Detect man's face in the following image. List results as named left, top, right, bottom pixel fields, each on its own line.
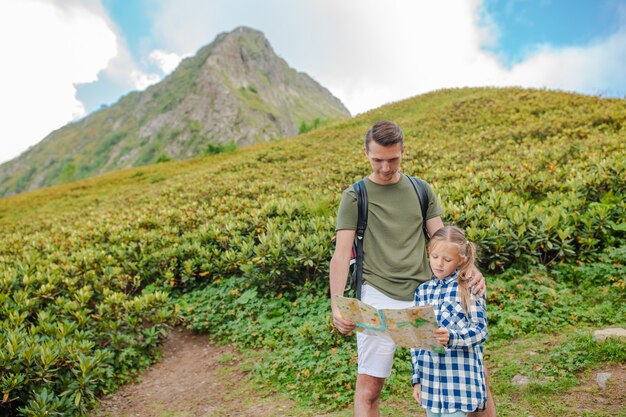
left=365, top=141, right=404, bottom=185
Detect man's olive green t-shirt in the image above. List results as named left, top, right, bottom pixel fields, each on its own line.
left=336, top=175, right=443, bottom=301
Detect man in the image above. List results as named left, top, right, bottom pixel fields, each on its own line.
left=329, top=120, right=495, bottom=417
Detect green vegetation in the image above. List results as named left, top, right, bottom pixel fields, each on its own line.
left=0, top=87, right=624, bottom=416
left=204, top=141, right=237, bottom=155
left=174, top=247, right=625, bottom=412
left=239, top=84, right=258, bottom=95
left=299, top=117, right=324, bottom=134
left=155, top=154, right=171, bottom=163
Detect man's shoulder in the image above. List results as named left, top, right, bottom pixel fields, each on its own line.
left=404, top=174, right=436, bottom=190
left=340, top=184, right=357, bottom=200
left=341, top=177, right=371, bottom=199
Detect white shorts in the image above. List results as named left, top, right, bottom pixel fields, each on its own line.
left=357, top=284, right=415, bottom=378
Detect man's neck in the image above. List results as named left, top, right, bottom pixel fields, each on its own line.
left=368, top=172, right=402, bottom=185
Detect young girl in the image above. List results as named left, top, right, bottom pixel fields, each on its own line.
left=411, top=225, right=488, bottom=417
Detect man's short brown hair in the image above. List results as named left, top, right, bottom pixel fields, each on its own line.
left=365, top=120, right=404, bottom=151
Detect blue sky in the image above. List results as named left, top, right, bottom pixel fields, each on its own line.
left=0, top=0, right=625, bottom=164
left=483, top=0, right=624, bottom=65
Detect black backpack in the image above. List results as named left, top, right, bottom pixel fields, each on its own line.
left=349, top=174, right=430, bottom=300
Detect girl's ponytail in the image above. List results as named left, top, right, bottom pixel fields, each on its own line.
left=458, top=239, right=477, bottom=314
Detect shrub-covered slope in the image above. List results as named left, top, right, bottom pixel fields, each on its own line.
left=0, top=87, right=624, bottom=416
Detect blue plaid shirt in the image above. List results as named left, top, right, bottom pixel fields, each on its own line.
left=411, top=272, right=488, bottom=414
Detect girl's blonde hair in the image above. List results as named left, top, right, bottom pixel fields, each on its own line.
left=428, top=225, right=477, bottom=313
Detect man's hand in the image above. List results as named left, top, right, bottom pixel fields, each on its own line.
left=412, top=383, right=421, bottom=403
left=433, top=327, right=450, bottom=346
left=465, top=265, right=486, bottom=297
left=332, top=308, right=356, bottom=334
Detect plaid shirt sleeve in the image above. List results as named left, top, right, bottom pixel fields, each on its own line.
left=441, top=293, right=488, bottom=349
left=411, top=348, right=421, bottom=385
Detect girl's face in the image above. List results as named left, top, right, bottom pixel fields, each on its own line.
left=428, top=241, right=465, bottom=280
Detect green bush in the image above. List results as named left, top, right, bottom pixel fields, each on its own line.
left=486, top=254, right=626, bottom=340
left=299, top=117, right=323, bottom=134
left=204, top=142, right=237, bottom=155
left=0, top=255, right=173, bottom=416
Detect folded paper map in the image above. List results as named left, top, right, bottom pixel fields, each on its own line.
left=334, top=295, right=444, bottom=352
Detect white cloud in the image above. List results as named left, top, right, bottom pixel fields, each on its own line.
left=126, top=50, right=186, bottom=91
left=257, top=0, right=509, bottom=114
left=313, top=0, right=625, bottom=112
left=149, top=50, right=186, bottom=74
left=505, top=26, right=626, bottom=97
left=0, top=0, right=117, bottom=163
left=130, top=70, right=161, bottom=90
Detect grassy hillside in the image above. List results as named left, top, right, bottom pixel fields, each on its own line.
left=1, top=87, right=625, bottom=416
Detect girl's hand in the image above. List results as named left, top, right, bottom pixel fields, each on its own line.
left=412, top=383, right=421, bottom=403
left=434, top=327, right=450, bottom=346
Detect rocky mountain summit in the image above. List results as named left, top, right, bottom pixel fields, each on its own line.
left=0, top=26, right=350, bottom=197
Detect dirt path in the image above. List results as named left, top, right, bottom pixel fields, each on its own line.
left=90, top=328, right=309, bottom=417
left=90, top=327, right=625, bottom=416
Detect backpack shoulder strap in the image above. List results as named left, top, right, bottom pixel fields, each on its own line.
left=353, top=179, right=367, bottom=300
left=406, top=175, right=430, bottom=236
left=354, top=180, right=368, bottom=238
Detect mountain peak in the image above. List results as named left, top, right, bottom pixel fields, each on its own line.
left=0, top=27, right=350, bottom=197
left=222, top=25, right=268, bottom=40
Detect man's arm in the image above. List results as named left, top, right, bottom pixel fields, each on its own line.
left=425, top=216, right=444, bottom=238
left=425, top=216, right=486, bottom=296
left=330, top=229, right=357, bottom=334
